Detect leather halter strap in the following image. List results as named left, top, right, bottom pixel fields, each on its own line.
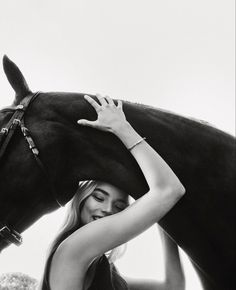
left=0, top=93, right=39, bottom=156
left=0, top=92, right=63, bottom=249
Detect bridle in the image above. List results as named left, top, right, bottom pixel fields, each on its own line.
left=0, top=92, right=63, bottom=250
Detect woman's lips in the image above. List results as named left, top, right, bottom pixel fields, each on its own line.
left=92, top=215, right=103, bottom=220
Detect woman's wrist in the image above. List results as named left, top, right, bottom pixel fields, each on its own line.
left=111, top=121, right=132, bottom=136
left=112, top=122, right=144, bottom=149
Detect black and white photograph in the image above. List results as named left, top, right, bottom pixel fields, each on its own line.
left=0, top=1, right=235, bottom=290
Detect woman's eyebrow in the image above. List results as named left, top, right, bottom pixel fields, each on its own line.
left=94, top=188, right=109, bottom=196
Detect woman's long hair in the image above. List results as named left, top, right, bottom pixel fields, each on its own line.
left=38, top=180, right=128, bottom=290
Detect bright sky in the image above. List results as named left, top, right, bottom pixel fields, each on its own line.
left=0, top=1, right=234, bottom=290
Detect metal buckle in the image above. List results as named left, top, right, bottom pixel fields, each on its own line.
left=12, top=119, right=21, bottom=125
left=21, top=126, right=29, bottom=136
left=10, top=119, right=21, bottom=130
left=16, top=104, right=24, bottom=110
left=0, top=128, right=8, bottom=135
left=0, top=225, right=22, bottom=246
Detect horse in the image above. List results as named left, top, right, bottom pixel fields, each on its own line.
left=0, top=55, right=235, bottom=290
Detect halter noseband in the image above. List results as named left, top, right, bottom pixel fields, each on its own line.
left=0, top=92, right=63, bottom=249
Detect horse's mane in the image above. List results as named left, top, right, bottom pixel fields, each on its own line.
left=125, top=99, right=220, bottom=133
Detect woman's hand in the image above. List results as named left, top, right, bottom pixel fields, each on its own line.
left=77, top=94, right=128, bottom=133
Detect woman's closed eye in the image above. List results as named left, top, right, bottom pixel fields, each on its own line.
left=93, top=193, right=105, bottom=202
left=115, top=203, right=127, bottom=211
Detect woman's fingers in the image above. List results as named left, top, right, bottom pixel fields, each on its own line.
left=105, top=95, right=114, bottom=106
left=84, top=95, right=101, bottom=112
left=77, top=119, right=96, bottom=128
left=78, top=94, right=125, bottom=132
left=83, top=94, right=123, bottom=113
left=117, top=100, right=123, bottom=109
left=96, top=93, right=108, bottom=106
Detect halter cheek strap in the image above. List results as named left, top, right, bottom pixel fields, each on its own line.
left=0, top=92, right=63, bottom=249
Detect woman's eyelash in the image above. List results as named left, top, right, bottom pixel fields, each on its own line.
left=92, top=193, right=127, bottom=209
left=93, top=194, right=104, bottom=201
left=116, top=207, right=123, bottom=210
left=115, top=204, right=126, bottom=210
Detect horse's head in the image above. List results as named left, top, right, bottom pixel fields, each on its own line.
left=0, top=56, right=148, bottom=250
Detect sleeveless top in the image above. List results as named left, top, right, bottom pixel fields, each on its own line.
left=41, top=250, right=129, bottom=290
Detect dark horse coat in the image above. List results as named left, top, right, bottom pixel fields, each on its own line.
left=0, top=56, right=235, bottom=290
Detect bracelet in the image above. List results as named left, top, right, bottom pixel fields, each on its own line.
left=128, top=137, right=146, bottom=151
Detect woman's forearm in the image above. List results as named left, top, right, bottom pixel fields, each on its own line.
left=159, top=228, right=185, bottom=289
left=113, top=121, right=185, bottom=194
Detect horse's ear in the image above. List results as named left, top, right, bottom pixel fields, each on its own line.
left=3, top=55, right=32, bottom=105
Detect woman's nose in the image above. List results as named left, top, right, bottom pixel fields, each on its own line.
left=101, top=202, right=113, bottom=215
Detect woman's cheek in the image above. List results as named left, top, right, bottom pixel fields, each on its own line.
left=88, top=198, right=100, bottom=211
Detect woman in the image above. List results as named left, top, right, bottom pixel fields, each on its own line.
left=39, top=94, right=185, bottom=290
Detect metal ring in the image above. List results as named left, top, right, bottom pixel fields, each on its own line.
left=12, top=119, right=21, bottom=125
left=0, top=128, right=8, bottom=134
left=16, top=104, right=24, bottom=110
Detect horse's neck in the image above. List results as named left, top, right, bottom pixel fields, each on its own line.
left=129, top=102, right=234, bottom=152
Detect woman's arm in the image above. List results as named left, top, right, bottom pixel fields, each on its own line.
left=79, top=94, right=185, bottom=192
left=160, top=227, right=185, bottom=290
left=51, top=95, right=185, bottom=287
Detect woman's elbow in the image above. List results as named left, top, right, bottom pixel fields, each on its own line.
left=176, top=183, right=186, bottom=197
left=169, top=182, right=186, bottom=201
left=150, top=181, right=185, bottom=204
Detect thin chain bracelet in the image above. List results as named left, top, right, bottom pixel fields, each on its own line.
left=128, top=137, right=146, bottom=151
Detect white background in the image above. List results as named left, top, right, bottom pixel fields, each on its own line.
left=0, top=1, right=235, bottom=290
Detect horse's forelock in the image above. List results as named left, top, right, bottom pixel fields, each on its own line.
left=3, top=55, right=31, bottom=105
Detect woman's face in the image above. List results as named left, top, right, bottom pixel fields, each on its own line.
left=80, top=182, right=129, bottom=225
